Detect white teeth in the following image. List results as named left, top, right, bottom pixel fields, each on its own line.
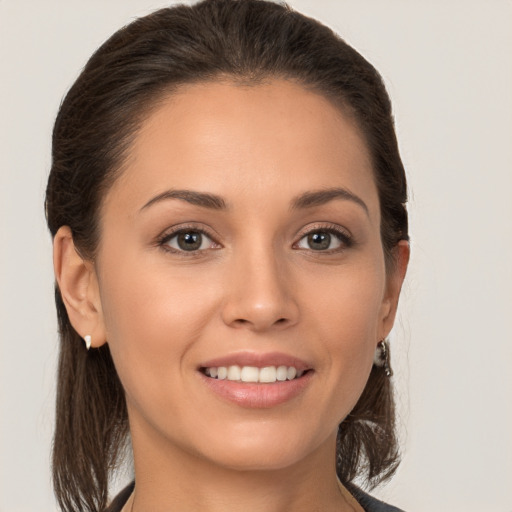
left=240, top=366, right=259, bottom=382
left=259, top=366, right=277, bottom=383
left=287, top=366, right=297, bottom=380
left=276, top=365, right=288, bottom=381
left=227, top=365, right=241, bottom=381
left=204, top=365, right=306, bottom=383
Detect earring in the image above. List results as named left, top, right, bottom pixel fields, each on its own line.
left=374, top=339, right=393, bottom=377
left=84, top=335, right=92, bottom=351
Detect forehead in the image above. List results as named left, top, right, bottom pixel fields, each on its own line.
left=106, top=79, right=378, bottom=216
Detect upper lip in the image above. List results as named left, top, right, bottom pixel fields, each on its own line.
left=199, top=351, right=312, bottom=372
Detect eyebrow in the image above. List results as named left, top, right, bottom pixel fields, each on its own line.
left=291, top=188, right=369, bottom=215
left=141, top=189, right=227, bottom=211
left=140, top=186, right=368, bottom=215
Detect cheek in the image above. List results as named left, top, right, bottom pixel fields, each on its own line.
left=297, top=254, right=386, bottom=414
left=302, top=254, right=386, bottom=343
left=97, top=249, right=222, bottom=400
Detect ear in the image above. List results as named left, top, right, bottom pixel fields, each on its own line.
left=53, top=226, right=107, bottom=348
left=378, top=240, right=410, bottom=340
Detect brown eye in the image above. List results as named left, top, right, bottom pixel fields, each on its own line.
left=307, top=232, right=332, bottom=250
left=165, top=230, right=213, bottom=252
left=177, top=232, right=203, bottom=251
left=296, top=228, right=349, bottom=252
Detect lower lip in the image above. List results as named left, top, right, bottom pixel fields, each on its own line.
left=199, top=371, right=314, bottom=408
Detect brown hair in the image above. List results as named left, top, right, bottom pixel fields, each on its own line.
left=45, top=1, right=409, bottom=510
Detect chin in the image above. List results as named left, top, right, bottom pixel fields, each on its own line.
left=189, top=421, right=332, bottom=473
left=201, top=444, right=308, bottom=473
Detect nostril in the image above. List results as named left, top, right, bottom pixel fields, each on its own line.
left=231, top=317, right=288, bottom=329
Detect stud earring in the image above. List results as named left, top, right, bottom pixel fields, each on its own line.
left=374, top=339, right=393, bottom=377
left=84, top=335, right=92, bottom=351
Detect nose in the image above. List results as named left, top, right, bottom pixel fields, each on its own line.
left=221, top=246, right=299, bottom=332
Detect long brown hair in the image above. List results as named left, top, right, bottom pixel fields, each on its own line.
left=45, top=1, right=409, bottom=510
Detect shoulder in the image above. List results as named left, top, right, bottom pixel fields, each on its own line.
left=350, top=486, right=406, bottom=512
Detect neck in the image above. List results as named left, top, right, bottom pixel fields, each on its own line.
left=128, top=424, right=361, bottom=512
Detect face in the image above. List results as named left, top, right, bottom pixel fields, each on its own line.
left=93, top=79, right=403, bottom=472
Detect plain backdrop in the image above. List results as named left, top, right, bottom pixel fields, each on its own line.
left=1, top=1, right=511, bottom=511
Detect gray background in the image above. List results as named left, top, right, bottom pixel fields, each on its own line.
left=1, top=1, right=511, bottom=510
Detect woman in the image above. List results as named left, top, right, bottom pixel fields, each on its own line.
left=45, top=0, right=409, bottom=511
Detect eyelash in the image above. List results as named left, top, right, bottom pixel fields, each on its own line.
left=294, top=223, right=354, bottom=253
left=156, top=225, right=219, bottom=256
left=156, top=223, right=353, bottom=256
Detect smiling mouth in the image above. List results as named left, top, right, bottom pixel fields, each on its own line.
left=200, top=365, right=310, bottom=384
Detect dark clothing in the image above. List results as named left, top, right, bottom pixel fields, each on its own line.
left=350, top=486, right=405, bottom=512
left=105, top=481, right=135, bottom=512
left=105, top=481, right=405, bottom=512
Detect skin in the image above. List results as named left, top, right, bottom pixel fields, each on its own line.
left=54, top=79, right=409, bottom=512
